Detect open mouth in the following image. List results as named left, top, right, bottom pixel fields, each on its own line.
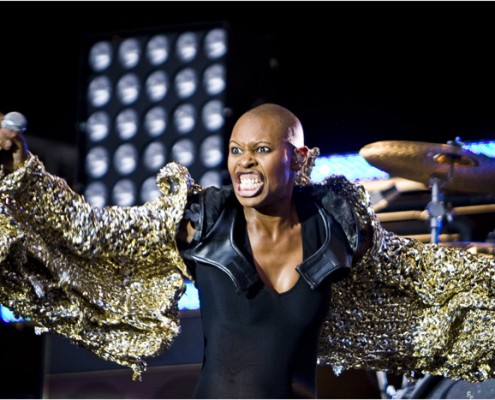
left=235, top=172, right=263, bottom=197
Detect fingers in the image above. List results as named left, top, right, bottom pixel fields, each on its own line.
left=0, top=127, right=28, bottom=172
left=0, top=128, right=22, bottom=150
left=1, top=139, right=13, bottom=151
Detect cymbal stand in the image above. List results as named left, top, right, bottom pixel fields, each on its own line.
left=426, top=176, right=446, bottom=244
left=426, top=137, right=463, bottom=244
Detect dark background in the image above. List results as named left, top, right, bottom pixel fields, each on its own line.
left=2, top=1, right=495, bottom=398
left=2, top=1, right=495, bottom=156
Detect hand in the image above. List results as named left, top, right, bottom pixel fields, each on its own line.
left=0, top=114, right=29, bottom=175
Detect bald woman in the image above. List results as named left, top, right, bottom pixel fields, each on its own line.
left=2, top=103, right=495, bottom=398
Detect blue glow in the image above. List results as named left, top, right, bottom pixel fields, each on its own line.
left=0, top=305, right=25, bottom=323
left=464, top=140, right=495, bottom=158
left=311, top=139, right=495, bottom=183
left=178, top=280, right=200, bottom=311
left=311, top=153, right=390, bottom=183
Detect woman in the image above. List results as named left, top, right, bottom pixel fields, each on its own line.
left=1, top=103, right=495, bottom=398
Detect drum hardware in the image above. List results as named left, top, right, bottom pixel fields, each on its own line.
left=426, top=138, right=463, bottom=244
left=426, top=175, right=449, bottom=244
left=360, top=137, right=495, bottom=397
left=404, top=233, right=461, bottom=243
left=376, top=371, right=398, bottom=399
left=360, top=137, right=495, bottom=244
left=359, top=137, right=495, bottom=194
left=376, top=204, right=495, bottom=223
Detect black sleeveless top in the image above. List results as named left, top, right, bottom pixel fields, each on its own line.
left=189, top=196, right=336, bottom=398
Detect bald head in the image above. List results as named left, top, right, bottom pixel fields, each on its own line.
left=238, top=103, right=305, bottom=148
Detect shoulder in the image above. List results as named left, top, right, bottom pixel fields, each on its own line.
left=184, top=185, right=236, bottom=243
left=296, top=175, right=370, bottom=216
left=297, top=176, right=374, bottom=259
left=194, top=185, right=235, bottom=225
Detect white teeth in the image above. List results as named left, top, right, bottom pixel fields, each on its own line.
left=239, top=177, right=261, bottom=190
left=240, top=177, right=259, bottom=184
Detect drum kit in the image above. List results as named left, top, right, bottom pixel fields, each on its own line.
left=360, top=137, right=495, bottom=249
left=359, top=138, right=495, bottom=399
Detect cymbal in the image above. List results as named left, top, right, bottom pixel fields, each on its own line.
left=359, top=140, right=495, bottom=193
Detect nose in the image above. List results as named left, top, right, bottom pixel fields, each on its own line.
left=238, top=152, right=257, bottom=168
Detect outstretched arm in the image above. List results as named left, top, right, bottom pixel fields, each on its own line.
left=318, top=177, right=495, bottom=383
left=0, top=117, right=195, bottom=379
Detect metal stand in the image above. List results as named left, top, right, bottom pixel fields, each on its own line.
left=426, top=136, right=462, bottom=244
left=376, top=371, right=397, bottom=399
left=375, top=139, right=465, bottom=398
left=426, top=176, right=446, bottom=244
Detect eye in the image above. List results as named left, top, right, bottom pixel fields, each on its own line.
left=230, top=146, right=242, bottom=155
left=256, top=146, right=271, bottom=153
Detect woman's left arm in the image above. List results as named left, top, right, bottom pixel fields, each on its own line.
left=318, top=178, right=495, bottom=383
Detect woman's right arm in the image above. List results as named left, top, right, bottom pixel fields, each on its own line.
left=0, top=120, right=196, bottom=378
left=0, top=121, right=191, bottom=264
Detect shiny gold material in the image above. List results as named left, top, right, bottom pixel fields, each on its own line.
left=360, top=140, right=495, bottom=193
left=0, top=154, right=196, bottom=380
left=1, top=153, right=495, bottom=384
left=440, top=241, right=495, bottom=258
left=296, top=147, right=320, bottom=186
left=317, top=176, right=495, bottom=383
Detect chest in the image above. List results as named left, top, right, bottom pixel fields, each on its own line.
left=247, top=226, right=303, bottom=293
left=182, top=193, right=352, bottom=294
left=196, top=263, right=332, bottom=330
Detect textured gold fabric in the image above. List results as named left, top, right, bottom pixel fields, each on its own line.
left=0, top=154, right=194, bottom=380
left=318, top=177, right=495, bottom=382
left=1, top=154, right=495, bottom=383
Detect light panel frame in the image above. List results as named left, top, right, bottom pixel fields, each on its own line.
left=76, top=22, right=230, bottom=207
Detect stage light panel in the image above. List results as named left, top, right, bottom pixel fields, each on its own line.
left=78, top=23, right=230, bottom=207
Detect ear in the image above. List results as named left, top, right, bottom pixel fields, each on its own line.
left=292, top=146, right=310, bottom=170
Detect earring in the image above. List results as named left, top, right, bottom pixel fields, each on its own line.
left=294, top=148, right=303, bottom=164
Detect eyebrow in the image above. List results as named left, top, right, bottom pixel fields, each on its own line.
left=229, top=140, right=273, bottom=146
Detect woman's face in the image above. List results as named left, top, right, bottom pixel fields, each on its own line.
left=227, top=113, right=296, bottom=211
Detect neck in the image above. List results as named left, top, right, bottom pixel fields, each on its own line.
left=243, top=199, right=298, bottom=239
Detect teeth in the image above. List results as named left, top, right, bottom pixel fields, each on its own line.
left=240, top=177, right=259, bottom=184
left=239, top=177, right=261, bottom=190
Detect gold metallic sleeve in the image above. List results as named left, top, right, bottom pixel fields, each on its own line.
left=0, top=154, right=194, bottom=379
left=319, top=178, right=495, bottom=383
